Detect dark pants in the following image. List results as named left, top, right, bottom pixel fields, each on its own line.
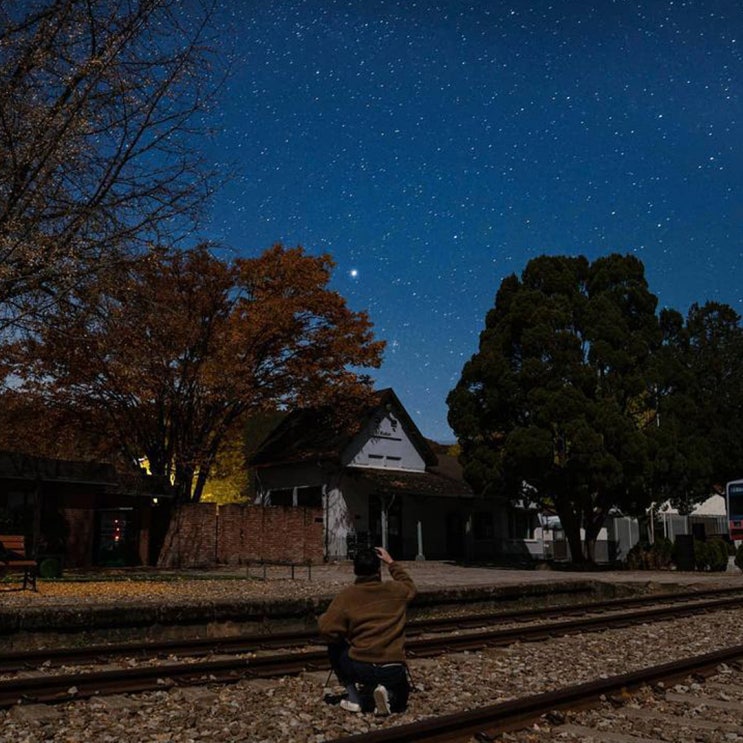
left=327, top=643, right=410, bottom=712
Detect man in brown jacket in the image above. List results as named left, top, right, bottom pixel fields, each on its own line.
left=318, top=546, right=417, bottom=715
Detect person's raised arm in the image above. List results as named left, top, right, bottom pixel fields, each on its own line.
left=375, top=546, right=394, bottom=565
left=375, top=546, right=416, bottom=600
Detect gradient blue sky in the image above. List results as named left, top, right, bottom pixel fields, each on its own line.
left=202, top=1, right=742, bottom=443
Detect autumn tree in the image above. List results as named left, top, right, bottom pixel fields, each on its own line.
left=447, top=254, right=661, bottom=563
left=0, top=0, right=220, bottom=331
left=8, top=244, right=385, bottom=502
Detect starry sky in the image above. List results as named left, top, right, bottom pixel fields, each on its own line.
left=202, top=1, right=742, bottom=443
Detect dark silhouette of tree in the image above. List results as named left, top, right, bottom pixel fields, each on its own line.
left=0, top=0, right=221, bottom=331
left=447, top=254, right=661, bottom=563
left=649, top=302, right=743, bottom=513
left=7, top=244, right=385, bottom=502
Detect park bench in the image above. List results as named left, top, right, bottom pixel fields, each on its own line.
left=0, top=534, right=37, bottom=591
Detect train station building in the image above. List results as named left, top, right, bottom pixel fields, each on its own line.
left=249, top=388, right=531, bottom=562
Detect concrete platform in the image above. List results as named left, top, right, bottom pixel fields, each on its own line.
left=283, top=560, right=743, bottom=591
left=0, top=561, right=741, bottom=652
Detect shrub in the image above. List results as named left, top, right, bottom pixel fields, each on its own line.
left=736, top=543, right=743, bottom=571
left=693, top=539, right=711, bottom=571
left=625, top=538, right=674, bottom=570
left=707, top=538, right=729, bottom=572
left=690, top=539, right=728, bottom=571
left=626, top=542, right=648, bottom=570
left=38, top=557, right=62, bottom=579
left=653, top=537, right=674, bottom=567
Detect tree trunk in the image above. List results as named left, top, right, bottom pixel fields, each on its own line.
left=583, top=507, right=606, bottom=566
left=584, top=536, right=597, bottom=564
left=556, top=506, right=586, bottom=565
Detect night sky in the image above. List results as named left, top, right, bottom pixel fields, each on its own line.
left=202, top=1, right=742, bottom=443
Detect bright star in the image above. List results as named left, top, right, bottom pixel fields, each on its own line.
left=350, top=268, right=359, bottom=278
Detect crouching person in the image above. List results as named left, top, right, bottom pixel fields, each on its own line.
left=318, top=546, right=417, bottom=715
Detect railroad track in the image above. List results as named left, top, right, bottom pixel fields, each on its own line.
left=329, top=644, right=743, bottom=742
left=0, top=590, right=741, bottom=708
left=2, top=585, right=742, bottom=672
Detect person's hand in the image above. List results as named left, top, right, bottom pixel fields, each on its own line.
left=375, top=546, right=394, bottom=565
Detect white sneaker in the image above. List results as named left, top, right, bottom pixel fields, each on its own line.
left=339, top=699, right=361, bottom=713
left=373, top=685, right=391, bottom=715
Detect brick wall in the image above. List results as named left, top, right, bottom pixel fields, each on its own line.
left=158, top=503, right=324, bottom=567
left=157, top=503, right=218, bottom=568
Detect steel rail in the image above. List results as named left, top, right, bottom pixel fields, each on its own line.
left=2, top=585, right=742, bottom=672
left=330, top=644, right=743, bottom=743
left=0, top=649, right=330, bottom=708
left=0, top=593, right=741, bottom=708
left=405, top=592, right=743, bottom=656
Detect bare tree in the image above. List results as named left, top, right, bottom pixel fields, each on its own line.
left=0, top=0, right=221, bottom=330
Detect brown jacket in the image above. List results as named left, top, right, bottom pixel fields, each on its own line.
left=317, top=562, right=417, bottom=664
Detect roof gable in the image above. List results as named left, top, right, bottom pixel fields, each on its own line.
left=343, top=407, right=426, bottom=471
left=249, top=389, right=437, bottom=468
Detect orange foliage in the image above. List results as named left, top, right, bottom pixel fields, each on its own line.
left=8, top=244, right=385, bottom=501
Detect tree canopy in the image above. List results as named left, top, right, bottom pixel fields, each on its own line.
left=447, top=254, right=663, bottom=562
left=649, top=301, right=743, bottom=513
left=4, top=244, right=385, bottom=502
left=0, top=0, right=220, bottom=331
left=448, top=253, right=743, bottom=562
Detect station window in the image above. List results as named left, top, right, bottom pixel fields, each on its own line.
left=269, top=488, right=293, bottom=507
left=296, top=485, right=322, bottom=508
left=268, top=486, right=323, bottom=508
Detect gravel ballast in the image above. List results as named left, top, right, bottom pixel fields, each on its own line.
left=1, top=608, right=742, bottom=742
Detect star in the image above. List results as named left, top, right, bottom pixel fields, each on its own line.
left=205, top=1, right=743, bottom=443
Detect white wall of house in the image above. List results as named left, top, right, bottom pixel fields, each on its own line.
left=325, top=483, right=354, bottom=560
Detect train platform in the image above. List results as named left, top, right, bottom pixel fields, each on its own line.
left=1, top=560, right=741, bottom=618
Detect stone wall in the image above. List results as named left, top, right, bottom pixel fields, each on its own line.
left=158, top=503, right=324, bottom=568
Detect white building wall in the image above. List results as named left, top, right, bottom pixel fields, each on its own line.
left=343, top=411, right=426, bottom=471
left=325, top=485, right=353, bottom=560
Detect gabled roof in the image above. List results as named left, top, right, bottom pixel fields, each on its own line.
left=249, top=388, right=437, bottom=468
left=0, top=450, right=117, bottom=485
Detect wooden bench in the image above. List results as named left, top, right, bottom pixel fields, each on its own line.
left=0, top=534, right=37, bottom=591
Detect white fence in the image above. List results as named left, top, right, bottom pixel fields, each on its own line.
left=547, top=513, right=726, bottom=564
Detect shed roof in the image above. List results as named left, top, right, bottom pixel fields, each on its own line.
left=0, top=450, right=173, bottom=497
left=348, top=455, right=474, bottom=498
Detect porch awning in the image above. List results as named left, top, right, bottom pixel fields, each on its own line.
left=349, top=467, right=474, bottom=498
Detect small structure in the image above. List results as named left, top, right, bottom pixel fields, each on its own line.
left=653, top=493, right=728, bottom=542
left=0, top=450, right=172, bottom=568
left=250, top=389, right=510, bottom=561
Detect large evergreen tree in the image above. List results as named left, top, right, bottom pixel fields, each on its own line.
left=649, top=302, right=743, bottom=513
left=447, top=254, right=661, bottom=563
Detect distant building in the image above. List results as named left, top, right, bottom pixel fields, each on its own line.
left=0, top=450, right=172, bottom=568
